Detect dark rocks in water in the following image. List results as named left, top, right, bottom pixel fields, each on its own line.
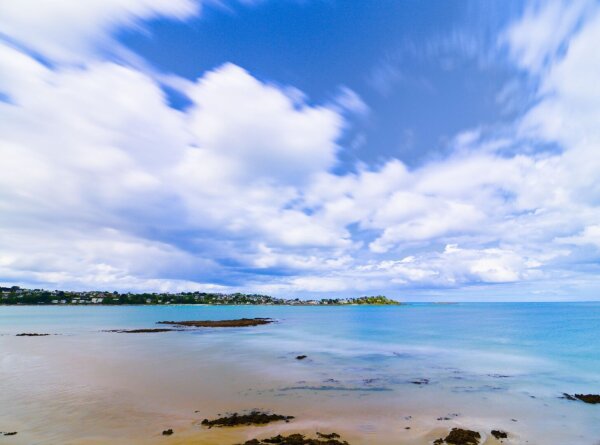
left=491, top=430, right=508, bottom=440
left=561, top=393, right=600, bottom=404
left=435, top=428, right=481, bottom=445
left=575, top=394, right=600, bottom=404
left=2, top=432, right=17, bottom=436
left=201, top=411, right=294, bottom=428
left=104, top=328, right=175, bottom=333
left=316, top=432, right=340, bottom=439
left=279, top=385, right=391, bottom=392
left=16, top=333, right=50, bottom=336
left=162, top=429, right=174, bottom=436
left=158, top=318, right=273, bottom=328
left=235, top=433, right=349, bottom=445
left=296, top=355, right=307, bottom=360
left=410, top=378, right=429, bottom=385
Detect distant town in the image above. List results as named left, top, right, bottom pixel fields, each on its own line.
left=0, top=286, right=400, bottom=306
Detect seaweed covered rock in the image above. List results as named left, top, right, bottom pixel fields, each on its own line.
left=574, top=394, right=600, bottom=404
left=16, top=333, right=50, bottom=336
left=105, top=328, right=174, bottom=333
left=435, top=428, right=481, bottom=445
left=201, top=411, right=293, bottom=428
left=562, top=393, right=600, bottom=404
left=316, top=433, right=340, bottom=439
left=491, top=430, right=508, bottom=440
left=158, top=318, right=273, bottom=328
left=235, top=432, right=349, bottom=445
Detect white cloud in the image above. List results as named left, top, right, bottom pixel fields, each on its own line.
left=185, top=63, right=343, bottom=185
left=0, top=0, right=199, bottom=63
left=333, top=86, right=370, bottom=117
left=557, top=225, right=600, bottom=249
left=0, top=1, right=599, bottom=299
left=502, top=0, right=592, bottom=73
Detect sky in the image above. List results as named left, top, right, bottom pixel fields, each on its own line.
left=0, top=0, right=599, bottom=300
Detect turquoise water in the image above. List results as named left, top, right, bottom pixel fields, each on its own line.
left=1, top=303, right=599, bottom=444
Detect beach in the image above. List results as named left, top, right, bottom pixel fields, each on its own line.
left=1, top=304, right=599, bottom=444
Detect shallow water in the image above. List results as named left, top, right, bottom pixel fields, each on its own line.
left=0, top=303, right=599, bottom=444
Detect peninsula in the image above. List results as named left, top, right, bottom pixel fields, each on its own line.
left=0, top=286, right=400, bottom=306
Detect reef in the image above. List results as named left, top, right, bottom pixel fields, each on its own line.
left=104, top=328, right=175, bottom=333
left=235, top=432, right=349, bottom=445
left=201, top=411, right=294, bottom=428
left=15, top=333, right=50, bottom=336
left=562, top=393, right=600, bottom=404
left=158, top=318, right=273, bottom=328
left=434, top=428, right=481, bottom=445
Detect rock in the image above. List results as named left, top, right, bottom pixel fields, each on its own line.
left=491, top=430, right=508, bottom=440
left=235, top=432, right=349, bottom=445
left=296, top=355, right=307, bottom=360
left=104, top=329, right=174, bottom=333
left=158, top=318, right=273, bottom=328
left=562, top=393, right=600, bottom=404
left=316, top=432, right=340, bottom=439
left=435, top=428, right=481, bottom=445
left=410, top=378, right=429, bottom=385
left=200, top=411, right=294, bottom=428
left=15, top=333, right=50, bottom=336
left=162, top=429, right=173, bottom=436
left=2, top=432, right=17, bottom=436
left=574, top=394, right=600, bottom=404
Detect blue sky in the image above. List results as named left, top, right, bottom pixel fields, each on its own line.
left=121, top=1, right=521, bottom=168
left=1, top=0, right=599, bottom=300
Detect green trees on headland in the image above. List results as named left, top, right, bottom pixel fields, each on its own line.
left=0, top=286, right=401, bottom=306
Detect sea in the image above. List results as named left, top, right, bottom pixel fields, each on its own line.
left=0, top=303, right=599, bottom=444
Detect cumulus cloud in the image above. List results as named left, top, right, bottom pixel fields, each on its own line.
left=0, top=1, right=599, bottom=298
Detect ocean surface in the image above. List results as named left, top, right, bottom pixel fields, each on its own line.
left=0, top=303, right=599, bottom=445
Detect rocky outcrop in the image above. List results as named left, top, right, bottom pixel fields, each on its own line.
left=104, top=328, right=175, bottom=333
left=158, top=318, right=273, bottom=328
left=235, top=432, right=349, bottom=444
left=434, top=428, right=481, bottom=445
left=491, top=430, right=508, bottom=440
left=562, top=393, right=600, bottom=404
left=16, top=333, right=50, bottom=336
left=201, top=411, right=293, bottom=428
